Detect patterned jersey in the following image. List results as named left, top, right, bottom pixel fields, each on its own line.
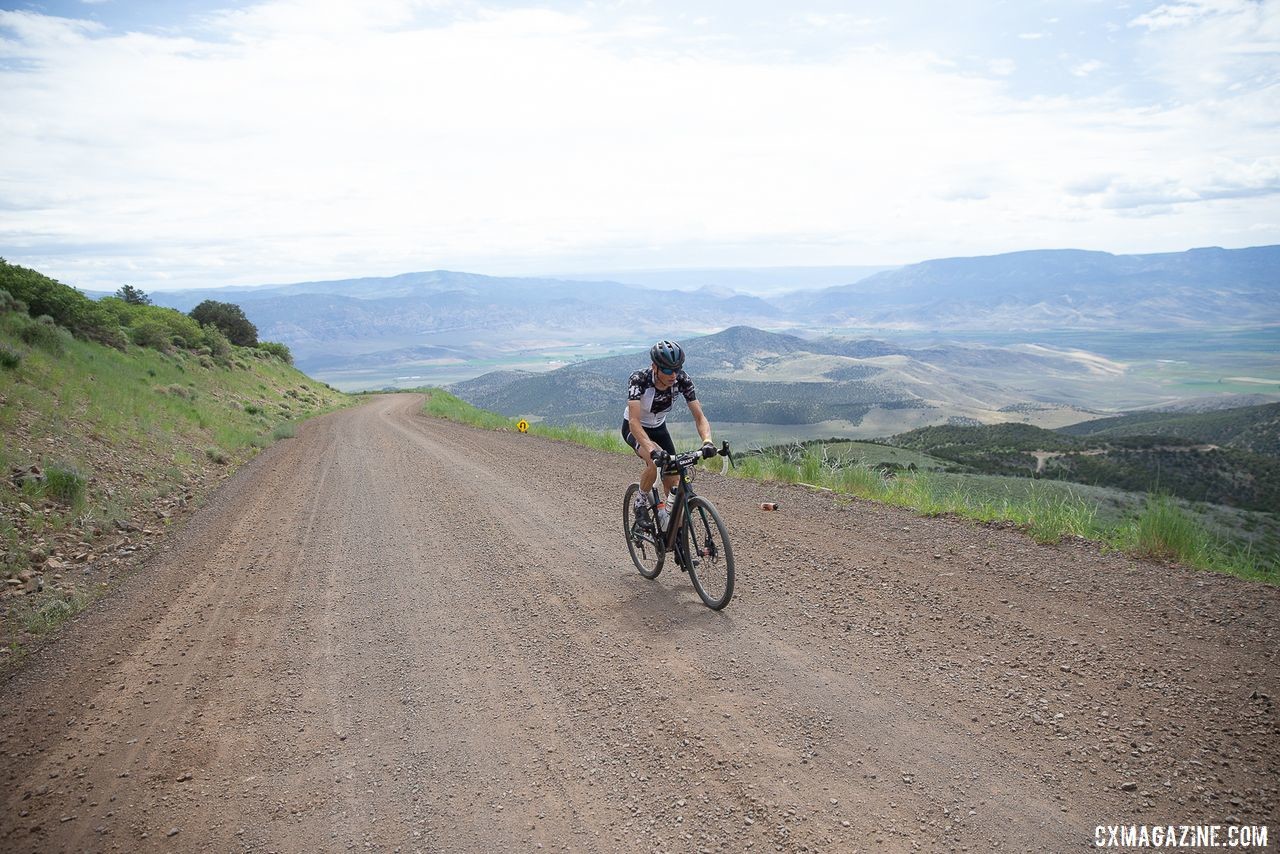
left=623, top=367, right=697, bottom=428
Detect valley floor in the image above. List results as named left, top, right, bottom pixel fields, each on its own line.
left=1, top=395, right=1276, bottom=852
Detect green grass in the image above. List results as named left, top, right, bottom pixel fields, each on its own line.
left=421, top=389, right=1275, bottom=583
left=819, top=440, right=950, bottom=470
left=19, top=589, right=89, bottom=635
left=727, top=448, right=1275, bottom=582
left=422, top=388, right=630, bottom=454
left=42, top=462, right=87, bottom=508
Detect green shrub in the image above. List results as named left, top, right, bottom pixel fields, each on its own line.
left=131, top=318, right=173, bottom=350
left=19, top=315, right=66, bottom=354
left=0, top=258, right=117, bottom=340
left=200, top=324, right=232, bottom=360
left=143, top=305, right=203, bottom=349
left=0, top=344, right=20, bottom=369
left=22, top=589, right=88, bottom=634
left=86, top=323, right=128, bottom=350
left=0, top=287, right=23, bottom=313
left=161, top=384, right=195, bottom=399
left=205, top=447, right=228, bottom=464
left=271, top=423, right=296, bottom=441
left=96, top=296, right=137, bottom=327
left=244, top=403, right=262, bottom=415
left=257, top=341, right=293, bottom=364
left=44, top=461, right=87, bottom=507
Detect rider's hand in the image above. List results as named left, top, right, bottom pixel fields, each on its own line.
left=650, top=447, right=669, bottom=465
left=700, top=440, right=717, bottom=459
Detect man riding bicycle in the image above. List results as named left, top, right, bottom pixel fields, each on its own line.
left=622, top=340, right=715, bottom=527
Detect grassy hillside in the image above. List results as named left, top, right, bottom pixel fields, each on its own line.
left=1060, top=402, right=1280, bottom=455
left=887, top=420, right=1280, bottom=512
left=746, top=438, right=952, bottom=472
left=0, top=261, right=349, bottom=652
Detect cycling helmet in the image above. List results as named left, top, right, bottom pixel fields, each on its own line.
left=650, top=339, right=685, bottom=371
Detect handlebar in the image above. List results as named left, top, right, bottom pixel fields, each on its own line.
left=652, top=441, right=733, bottom=473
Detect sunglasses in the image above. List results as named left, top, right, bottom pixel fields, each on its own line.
left=657, top=366, right=676, bottom=375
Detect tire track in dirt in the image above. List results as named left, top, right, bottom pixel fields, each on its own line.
left=1, top=394, right=1276, bottom=853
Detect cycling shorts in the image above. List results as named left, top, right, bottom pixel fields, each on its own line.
left=621, top=418, right=676, bottom=460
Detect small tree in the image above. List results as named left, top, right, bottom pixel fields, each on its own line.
left=115, top=284, right=151, bottom=305
left=189, top=300, right=258, bottom=347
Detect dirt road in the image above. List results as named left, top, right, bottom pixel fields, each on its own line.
left=2, top=394, right=1276, bottom=852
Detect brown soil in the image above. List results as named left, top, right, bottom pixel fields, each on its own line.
left=1, top=394, right=1276, bottom=852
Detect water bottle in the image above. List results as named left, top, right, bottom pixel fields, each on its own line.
left=655, top=493, right=670, bottom=531
left=661, top=490, right=676, bottom=529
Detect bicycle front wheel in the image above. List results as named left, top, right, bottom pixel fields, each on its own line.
left=623, top=482, right=664, bottom=579
left=681, top=496, right=734, bottom=609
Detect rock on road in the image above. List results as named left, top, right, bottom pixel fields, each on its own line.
left=1, top=394, right=1277, bottom=853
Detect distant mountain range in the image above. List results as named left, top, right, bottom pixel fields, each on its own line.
left=786, top=245, right=1280, bottom=330
left=103, top=244, right=1278, bottom=384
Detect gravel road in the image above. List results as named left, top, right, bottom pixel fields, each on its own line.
left=2, top=394, right=1276, bottom=853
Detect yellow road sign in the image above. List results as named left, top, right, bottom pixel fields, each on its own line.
left=516, top=419, right=529, bottom=433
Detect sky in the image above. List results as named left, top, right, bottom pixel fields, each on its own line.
left=1, top=0, right=1278, bottom=292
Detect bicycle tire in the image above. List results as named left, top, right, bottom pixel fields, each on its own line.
left=681, top=496, right=734, bottom=609
left=623, top=482, right=664, bottom=579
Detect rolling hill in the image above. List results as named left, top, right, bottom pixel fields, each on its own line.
left=1060, top=402, right=1280, bottom=456
left=448, top=326, right=1105, bottom=434
left=885, top=409, right=1280, bottom=511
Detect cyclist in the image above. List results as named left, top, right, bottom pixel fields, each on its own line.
left=622, top=339, right=715, bottom=527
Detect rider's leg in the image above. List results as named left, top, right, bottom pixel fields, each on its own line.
left=624, top=419, right=658, bottom=510
left=640, top=457, right=659, bottom=496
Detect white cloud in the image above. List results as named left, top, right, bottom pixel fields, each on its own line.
left=1071, top=59, right=1104, bottom=77
left=0, top=9, right=102, bottom=46
left=1066, top=156, right=1280, bottom=210
left=1129, top=0, right=1249, bottom=31
left=1129, top=0, right=1280, bottom=96
left=0, top=1, right=1277, bottom=290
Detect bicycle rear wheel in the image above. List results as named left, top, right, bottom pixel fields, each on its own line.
left=623, top=482, right=664, bottom=579
left=681, top=496, right=734, bottom=609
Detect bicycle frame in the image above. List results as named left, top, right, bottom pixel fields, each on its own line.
left=657, top=462, right=696, bottom=550
left=652, top=441, right=729, bottom=549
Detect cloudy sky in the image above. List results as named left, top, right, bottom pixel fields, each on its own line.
left=1, top=0, right=1278, bottom=291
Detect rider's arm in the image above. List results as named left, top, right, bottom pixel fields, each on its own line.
left=687, top=399, right=712, bottom=445
left=627, top=400, right=658, bottom=459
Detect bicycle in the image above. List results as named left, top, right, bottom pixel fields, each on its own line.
left=622, top=442, right=735, bottom=610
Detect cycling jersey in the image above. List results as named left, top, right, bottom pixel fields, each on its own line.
left=623, top=367, right=697, bottom=428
